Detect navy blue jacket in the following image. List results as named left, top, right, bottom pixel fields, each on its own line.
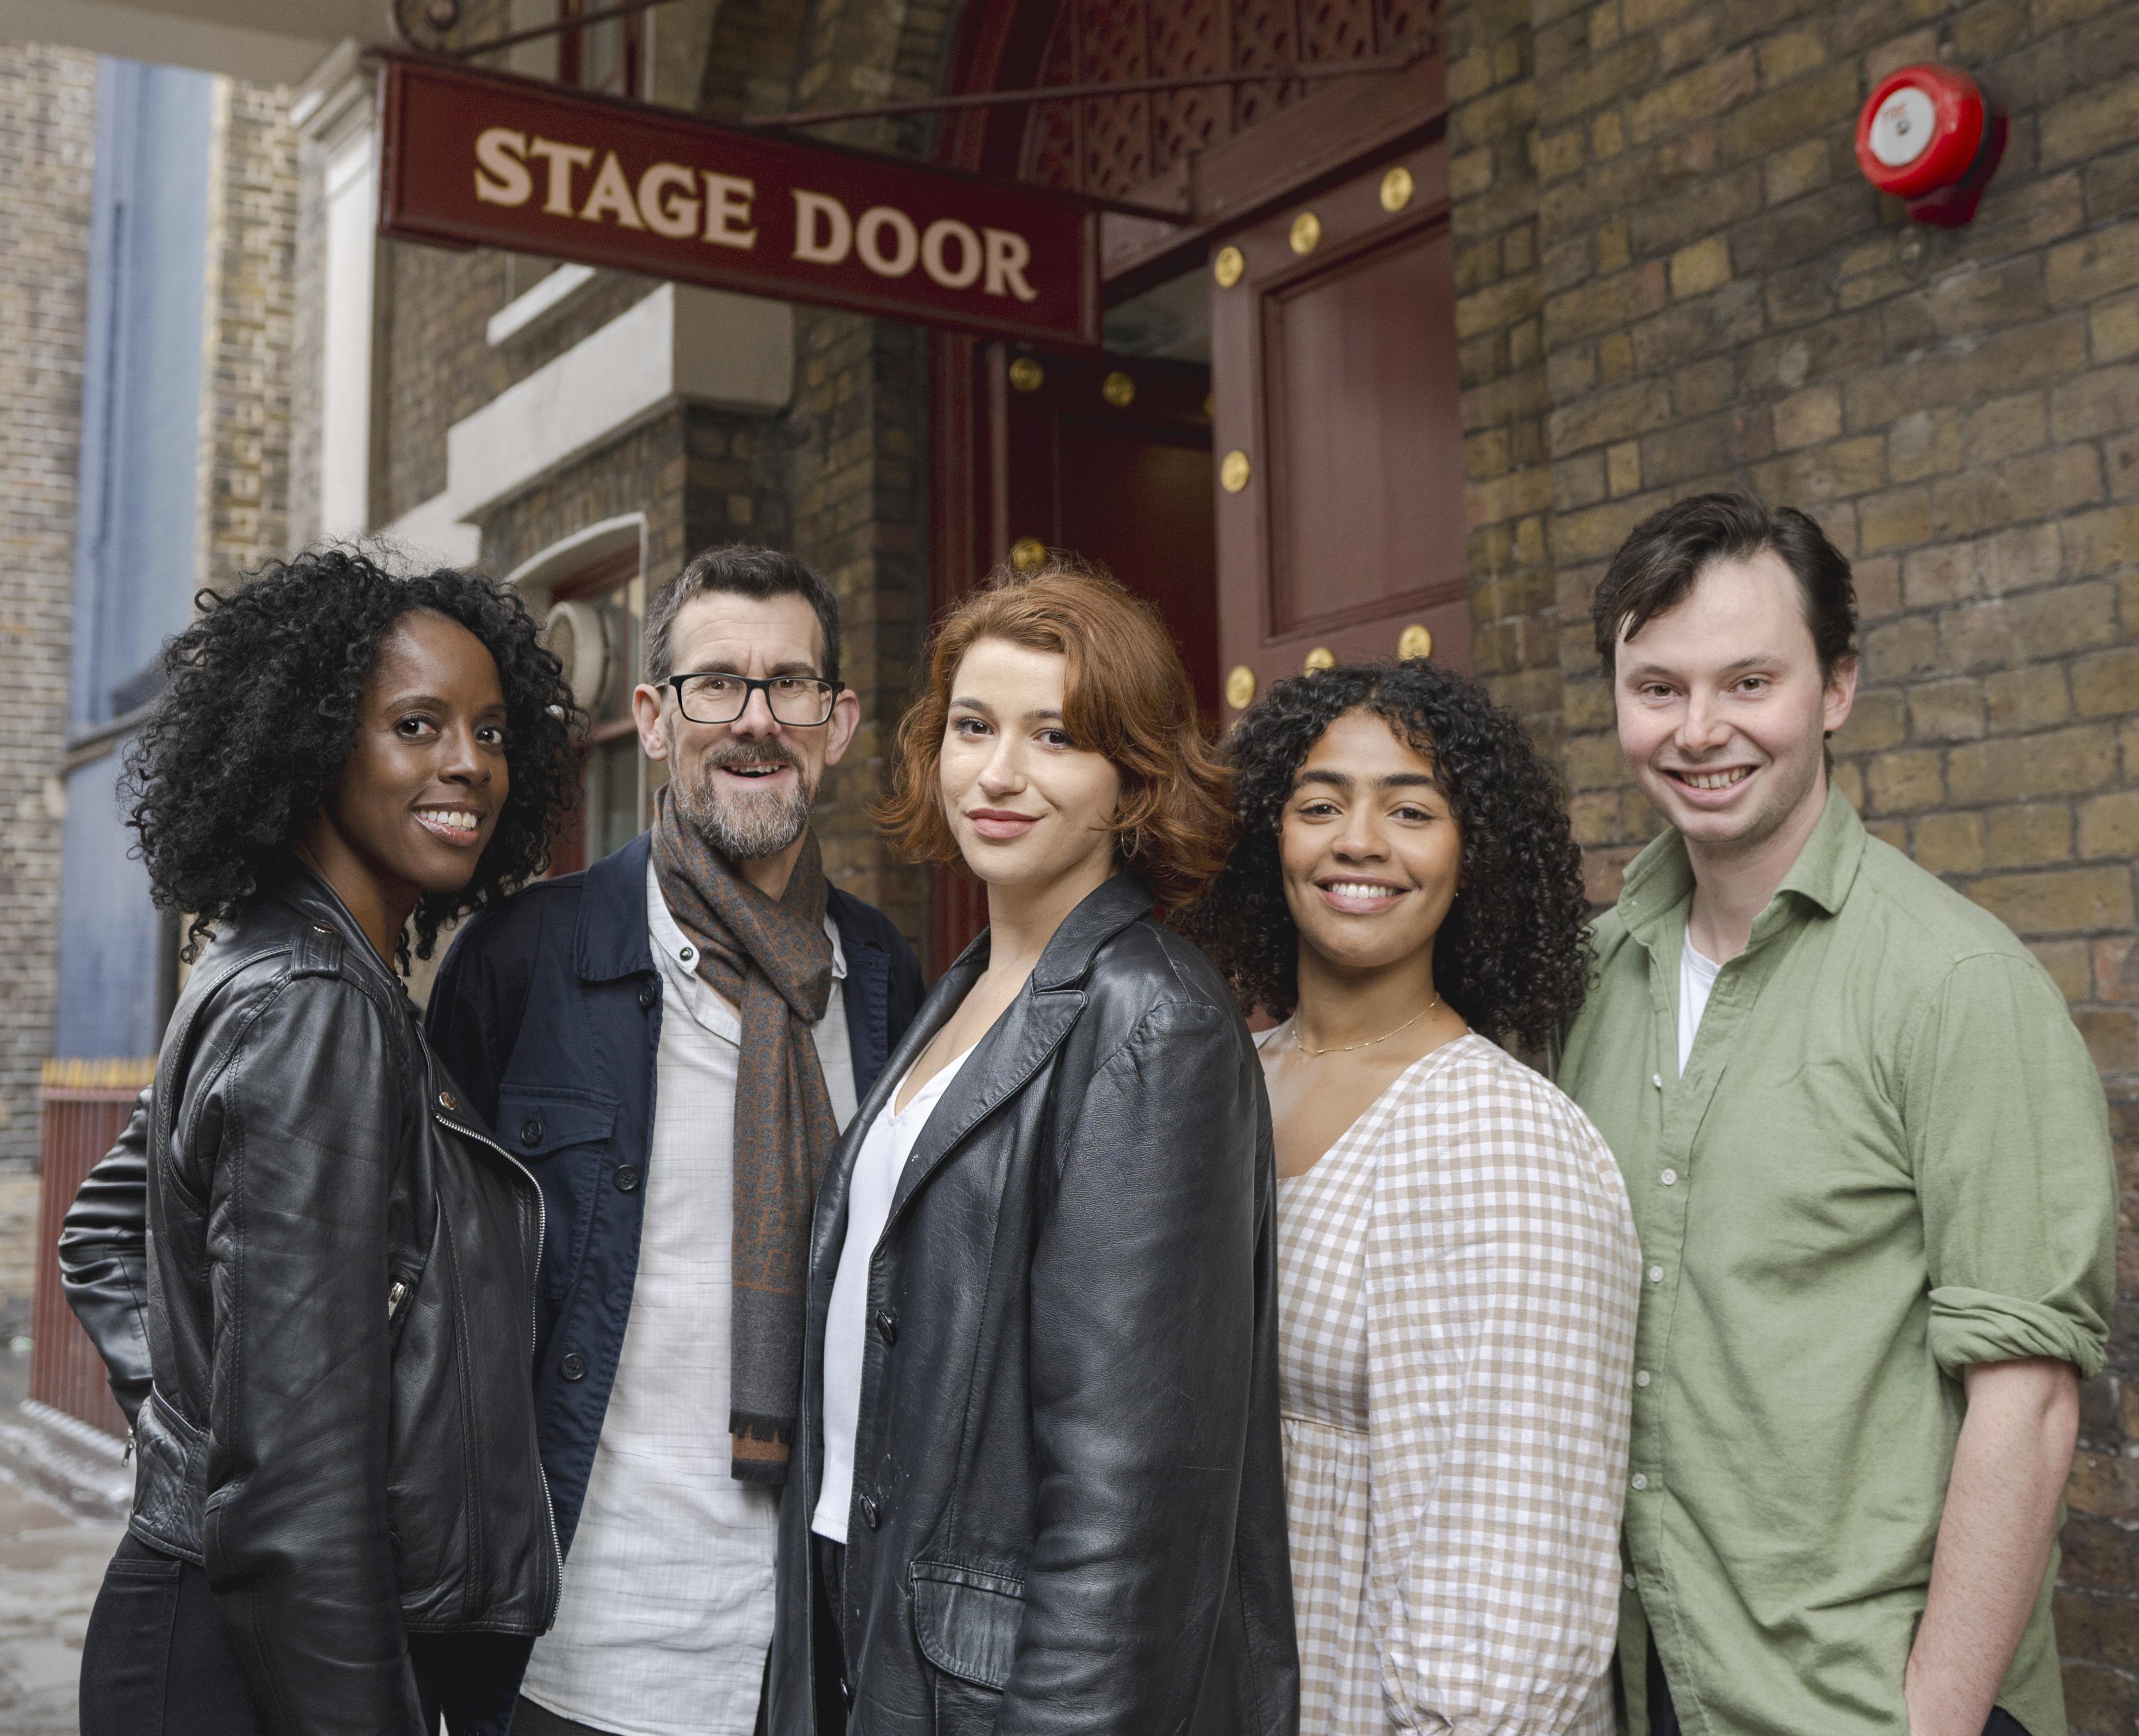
left=424, top=832, right=922, bottom=1727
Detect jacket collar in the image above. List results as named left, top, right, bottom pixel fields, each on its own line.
left=1029, top=871, right=1157, bottom=990
left=1616, top=781, right=1866, bottom=948
left=260, top=856, right=408, bottom=998
left=574, top=831, right=658, bottom=982
left=883, top=873, right=1151, bottom=1224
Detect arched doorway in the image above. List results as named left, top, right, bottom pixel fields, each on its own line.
left=926, top=0, right=1460, bottom=971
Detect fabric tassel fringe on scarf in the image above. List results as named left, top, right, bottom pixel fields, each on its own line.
left=651, top=786, right=841, bottom=1484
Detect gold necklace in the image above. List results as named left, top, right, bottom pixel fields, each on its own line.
left=1291, top=995, right=1442, bottom=1058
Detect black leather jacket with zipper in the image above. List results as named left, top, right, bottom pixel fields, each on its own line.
left=61, top=864, right=559, bottom=1736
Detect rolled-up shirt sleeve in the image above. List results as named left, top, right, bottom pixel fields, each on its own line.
left=1911, top=953, right=2116, bottom=1381
left=1367, top=1066, right=1642, bottom=1735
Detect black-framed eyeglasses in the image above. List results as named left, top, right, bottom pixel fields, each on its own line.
left=668, top=672, right=845, bottom=727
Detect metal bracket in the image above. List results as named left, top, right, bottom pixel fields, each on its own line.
left=388, top=0, right=677, bottom=58
left=745, top=35, right=1438, bottom=130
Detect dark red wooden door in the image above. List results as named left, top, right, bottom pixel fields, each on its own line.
left=928, top=341, right=1217, bottom=971
left=1210, top=133, right=1466, bottom=717
left=999, top=347, right=1218, bottom=715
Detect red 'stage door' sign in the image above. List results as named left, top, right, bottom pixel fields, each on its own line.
left=376, top=55, right=1101, bottom=348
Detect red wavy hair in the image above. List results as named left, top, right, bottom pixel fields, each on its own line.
left=878, top=555, right=1235, bottom=909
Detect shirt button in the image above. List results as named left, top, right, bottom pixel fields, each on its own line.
left=1624, top=1572, right=1637, bottom=1589
left=560, top=1352, right=588, bottom=1381
left=680, top=946, right=695, bottom=963
left=520, top=1117, right=544, bottom=1147
left=1631, top=1473, right=1648, bottom=1491
left=638, top=983, right=658, bottom=1010
left=1652, top=1073, right=1663, bottom=1089
left=613, top=1165, right=641, bottom=1193
left=860, top=1495, right=881, bottom=1530
left=1660, top=1168, right=1677, bottom=1186
left=1636, top=1370, right=1651, bottom=1387
left=1648, top=1265, right=1664, bottom=1283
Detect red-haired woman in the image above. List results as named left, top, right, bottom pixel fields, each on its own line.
left=768, top=558, right=1299, bottom=1736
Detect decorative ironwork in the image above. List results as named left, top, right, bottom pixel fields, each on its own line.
left=388, top=0, right=673, bottom=61
left=1011, top=0, right=1442, bottom=200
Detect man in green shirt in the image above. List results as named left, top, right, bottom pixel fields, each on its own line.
left=1558, top=493, right=2117, bottom=1736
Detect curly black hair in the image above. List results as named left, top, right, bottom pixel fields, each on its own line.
left=1176, top=660, right=1592, bottom=1050
left=124, top=547, right=578, bottom=966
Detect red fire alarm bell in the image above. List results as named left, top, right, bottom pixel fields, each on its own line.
left=1855, top=64, right=2007, bottom=228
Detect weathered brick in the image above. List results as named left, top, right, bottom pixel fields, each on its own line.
left=2072, top=646, right=2139, bottom=717
left=1669, top=237, right=1731, bottom=299
left=2067, top=503, right=2139, bottom=576
left=1902, top=544, right=1978, bottom=609
left=2053, top=364, right=2139, bottom=444
left=1986, top=664, right=2075, bottom=732
left=1966, top=866, right=2136, bottom=936
left=2048, top=220, right=2139, bottom=307
left=1775, top=385, right=1842, bottom=450
left=1627, top=49, right=1759, bottom=145
left=1867, top=747, right=1946, bottom=812
left=1977, top=522, right=2065, bottom=596
left=1947, top=724, right=2121, bottom=802
left=1548, top=378, right=1674, bottom=453
left=2041, top=70, right=2139, bottom=172
left=2079, top=790, right=2139, bottom=860
left=1908, top=675, right=1986, bottom=739
left=1987, top=800, right=2076, bottom=867
left=1913, top=810, right=1987, bottom=874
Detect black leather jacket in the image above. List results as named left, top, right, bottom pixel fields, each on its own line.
left=769, top=874, right=1300, bottom=1736
left=59, top=865, right=559, bottom=1735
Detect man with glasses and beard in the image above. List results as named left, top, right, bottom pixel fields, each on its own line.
left=425, top=545, right=924, bottom=1736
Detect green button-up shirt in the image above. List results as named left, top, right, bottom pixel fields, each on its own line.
left=1559, top=787, right=2116, bottom=1736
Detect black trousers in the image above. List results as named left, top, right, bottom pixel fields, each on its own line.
left=81, top=1532, right=494, bottom=1735
left=80, top=1533, right=271, bottom=1736
left=1645, top=1634, right=2031, bottom=1736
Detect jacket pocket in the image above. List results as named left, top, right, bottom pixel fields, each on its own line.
left=910, top=1561, right=1024, bottom=1692
left=493, top=1086, right=619, bottom=1300
left=130, top=1387, right=208, bottom=1565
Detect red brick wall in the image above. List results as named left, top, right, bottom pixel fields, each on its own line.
left=1457, top=0, right=2139, bottom=1717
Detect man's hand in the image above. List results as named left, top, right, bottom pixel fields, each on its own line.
left=1904, top=1356, right=2079, bottom=1736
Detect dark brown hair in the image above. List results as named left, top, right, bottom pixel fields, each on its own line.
left=645, top=544, right=841, bottom=683
left=878, top=554, right=1235, bottom=909
left=1176, top=660, right=1590, bottom=1048
left=1590, top=492, right=1858, bottom=678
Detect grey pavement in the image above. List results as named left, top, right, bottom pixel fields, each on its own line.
left=0, top=1344, right=123, bottom=1736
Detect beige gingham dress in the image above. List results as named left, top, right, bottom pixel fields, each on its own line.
left=1266, top=1029, right=1640, bottom=1735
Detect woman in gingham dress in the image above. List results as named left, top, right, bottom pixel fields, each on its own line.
left=1182, top=660, right=1641, bottom=1735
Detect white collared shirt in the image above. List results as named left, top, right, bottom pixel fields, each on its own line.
left=518, top=859, right=857, bottom=1736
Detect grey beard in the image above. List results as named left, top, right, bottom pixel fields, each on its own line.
left=672, top=761, right=816, bottom=862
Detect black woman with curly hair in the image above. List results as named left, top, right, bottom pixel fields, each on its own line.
left=1178, top=659, right=1641, bottom=1736
left=62, top=548, right=577, bottom=1736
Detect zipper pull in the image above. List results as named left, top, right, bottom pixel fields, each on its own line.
left=388, top=1280, right=409, bottom=1321
left=122, top=1427, right=134, bottom=1464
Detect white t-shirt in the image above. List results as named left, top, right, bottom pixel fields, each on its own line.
left=1678, top=930, right=1722, bottom=1077
left=811, top=1042, right=978, bottom=1544
left=518, top=861, right=857, bottom=1736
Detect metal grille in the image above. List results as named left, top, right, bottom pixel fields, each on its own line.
left=1020, top=0, right=1433, bottom=197
left=30, top=1060, right=148, bottom=1440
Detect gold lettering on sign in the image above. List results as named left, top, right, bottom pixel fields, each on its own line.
left=857, top=206, right=920, bottom=276
left=792, top=190, right=852, bottom=264
left=527, top=138, right=594, bottom=215
left=636, top=163, right=698, bottom=237
left=468, top=133, right=1041, bottom=304
left=580, top=151, right=645, bottom=228
left=922, top=218, right=981, bottom=288
left=984, top=229, right=1037, bottom=302
left=474, top=128, right=532, bottom=205
left=700, top=172, right=756, bottom=248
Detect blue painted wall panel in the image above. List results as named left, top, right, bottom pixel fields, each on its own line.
left=51, top=753, right=163, bottom=1061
